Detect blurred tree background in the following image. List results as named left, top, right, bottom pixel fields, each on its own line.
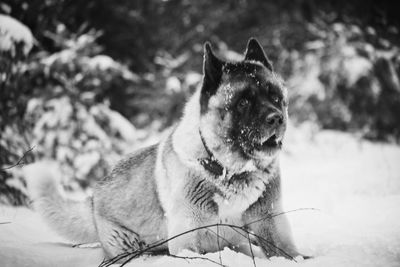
left=1, top=0, right=400, bottom=205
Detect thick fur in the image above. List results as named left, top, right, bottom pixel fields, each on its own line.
left=24, top=161, right=98, bottom=243
left=28, top=38, right=301, bottom=260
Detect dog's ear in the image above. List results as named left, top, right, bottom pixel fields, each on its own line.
left=203, top=42, right=223, bottom=93
left=244, top=38, right=273, bottom=71
left=200, top=42, right=223, bottom=112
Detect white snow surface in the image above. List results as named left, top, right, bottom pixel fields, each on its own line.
left=1, top=128, right=400, bottom=267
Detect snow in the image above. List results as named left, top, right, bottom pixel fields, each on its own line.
left=0, top=14, right=33, bottom=56
left=166, top=76, right=182, bottom=93
left=84, top=55, right=140, bottom=81
left=90, top=104, right=138, bottom=143
left=341, top=46, right=373, bottom=87
left=1, top=128, right=400, bottom=267
left=184, top=72, right=202, bottom=87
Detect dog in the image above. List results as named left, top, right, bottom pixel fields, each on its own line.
left=28, top=38, right=302, bottom=260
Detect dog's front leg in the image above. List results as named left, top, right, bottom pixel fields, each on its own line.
left=167, top=217, right=197, bottom=254
left=243, top=186, right=301, bottom=260
left=245, top=209, right=300, bottom=259
left=165, top=200, right=203, bottom=255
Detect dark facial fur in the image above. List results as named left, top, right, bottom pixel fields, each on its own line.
left=200, top=38, right=288, bottom=160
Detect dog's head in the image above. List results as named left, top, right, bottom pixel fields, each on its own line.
left=199, top=38, right=288, bottom=162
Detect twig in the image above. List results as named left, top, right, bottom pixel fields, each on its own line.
left=206, top=228, right=236, bottom=249
left=168, top=253, right=227, bottom=267
left=217, top=223, right=223, bottom=266
left=0, top=222, right=11, bottom=224
left=101, top=222, right=292, bottom=267
left=98, top=249, right=136, bottom=267
left=244, top=208, right=320, bottom=227
left=119, top=250, right=142, bottom=267
left=247, top=232, right=257, bottom=267
left=226, top=226, right=274, bottom=261
left=250, top=232, right=295, bottom=260
left=99, top=208, right=316, bottom=266
left=1, top=146, right=34, bottom=170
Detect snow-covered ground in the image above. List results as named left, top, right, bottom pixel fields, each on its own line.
left=1, top=127, right=400, bottom=267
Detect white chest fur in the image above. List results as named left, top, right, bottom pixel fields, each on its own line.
left=213, top=178, right=266, bottom=219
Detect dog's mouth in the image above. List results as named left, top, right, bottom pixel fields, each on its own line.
left=253, top=133, right=282, bottom=151
left=237, top=128, right=285, bottom=159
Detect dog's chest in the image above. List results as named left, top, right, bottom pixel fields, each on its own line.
left=213, top=179, right=265, bottom=219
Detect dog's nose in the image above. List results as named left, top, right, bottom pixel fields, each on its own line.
left=266, top=113, right=283, bottom=126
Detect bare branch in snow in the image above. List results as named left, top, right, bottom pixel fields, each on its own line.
left=167, top=253, right=227, bottom=267
left=1, top=146, right=35, bottom=170
left=98, top=208, right=318, bottom=267
left=247, top=232, right=257, bottom=267
left=244, top=208, right=320, bottom=227
left=216, top=223, right=222, bottom=266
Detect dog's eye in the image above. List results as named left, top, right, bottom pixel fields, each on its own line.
left=238, top=99, right=250, bottom=109
left=270, top=94, right=281, bottom=104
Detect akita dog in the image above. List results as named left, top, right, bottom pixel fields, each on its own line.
left=28, top=38, right=302, bottom=260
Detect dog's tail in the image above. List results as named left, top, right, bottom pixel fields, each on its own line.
left=24, top=161, right=98, bottom=243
